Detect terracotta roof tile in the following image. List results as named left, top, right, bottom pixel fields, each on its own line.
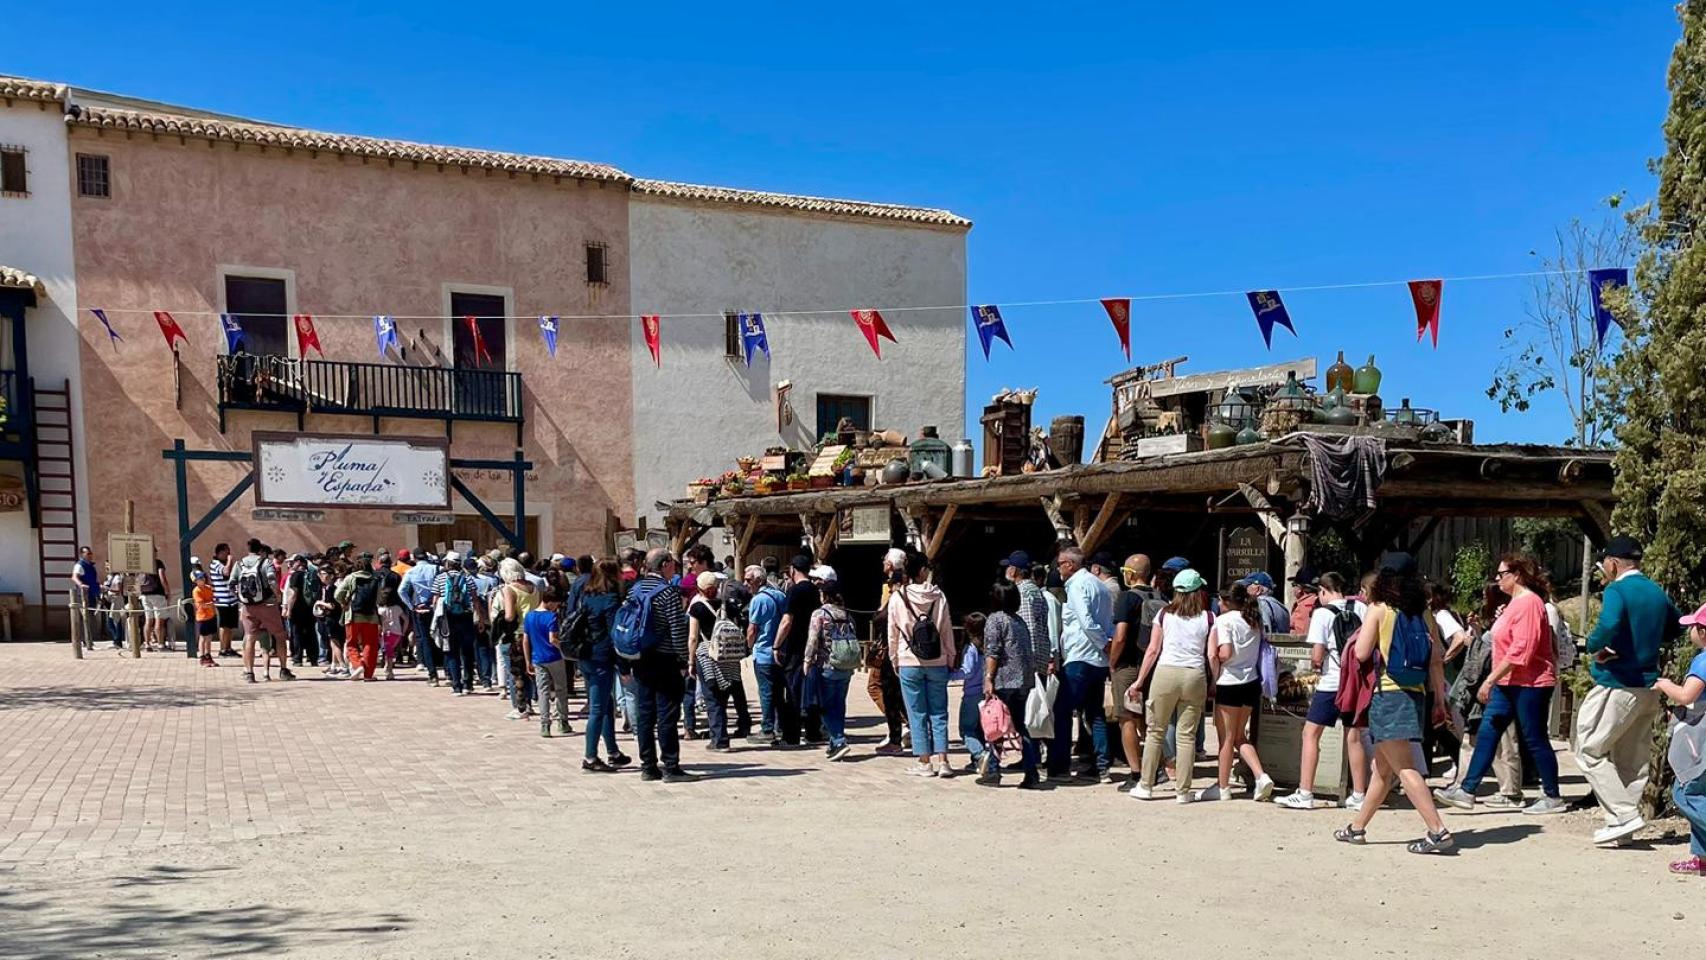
left=0, top=77, right=65, bottom=102
left=0, top=265, right=46, bottom=295
left=633, top=178, right=970, bottom=228
left=67, top=105, right=629, bottom=183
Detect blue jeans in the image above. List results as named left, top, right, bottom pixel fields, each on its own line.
left=582, top=661, right=621, bottom=760
left=1051, top=661, right=1110, bottom=775
left=475, top=638, right=495, bottom=688
left=442, top=612, right=477, bottom=693
left=629, top=656, right=684, bottom=771
left=754, top=658, right=777, bottom=735
left=411, top=608, right=438, bottom=681
left=959, top=690, right=985, bottom=763
left=1461, top=685, right=1559, bottom=798
left=899, top=665, right=951, bottom=757
left=819, top=667, right=853, bottom=749
left=1674, top=776, right=1706, bottom=856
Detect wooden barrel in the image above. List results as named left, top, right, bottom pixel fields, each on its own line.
left=1049, top=415, right=1085, bottom=465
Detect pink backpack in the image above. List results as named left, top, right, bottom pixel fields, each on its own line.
left=980, top=696, right=1020, bottom=749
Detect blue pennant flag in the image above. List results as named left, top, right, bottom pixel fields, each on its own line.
left=538, top=315, right=559, bottom=358
left=90, top=308, right=123, bottom=349
left=739, top=312, right=770, bottom=366
left=219, top=313, right=246, bottom=354
left=970, top=305, right=1012, bottom=359
left=1245, top=290, right=1297, bottom=349
left=373, top=315, right=398, bottom=359
left=1587, top=268, right=1628, bottom=346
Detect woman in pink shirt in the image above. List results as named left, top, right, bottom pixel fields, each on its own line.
left=1435, top=553, right=1565, bottom=814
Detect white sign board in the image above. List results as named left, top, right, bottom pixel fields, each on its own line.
left=108, top=533, right=154, bottom=574
left=253, top=433, right=450, bottom=510
left=839, top=504, right=893, bottom=545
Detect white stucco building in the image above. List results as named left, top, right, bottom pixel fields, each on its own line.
left=0, top=78, right=87, bottom=611
left=628, top=180, right=969, bottom=527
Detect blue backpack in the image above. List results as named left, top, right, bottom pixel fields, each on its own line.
left=1385, top=611, right=1433, bottom=688
left=440, top=574, right=471, bottom=616
left=612, top=578, right=667, bottom=660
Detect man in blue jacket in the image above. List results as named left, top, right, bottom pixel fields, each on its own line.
left=1576, top=536, right=1682, bottom=846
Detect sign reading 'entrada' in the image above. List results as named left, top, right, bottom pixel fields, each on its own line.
left=253, top=433, right=450, bottom=510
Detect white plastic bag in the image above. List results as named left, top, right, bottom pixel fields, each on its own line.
left=1025, top=674, right=1059, bottom=738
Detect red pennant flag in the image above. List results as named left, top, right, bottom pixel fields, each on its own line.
left=1408, top=280, right=1442, bottom=348
left=641, top=315, right=661, bottom=368
left=293, top=314, right=324, bottom=357
left=1099, top=298, right=1132, bottom=360
left=152, top=310, right=189, bottom=351
left=463, top=315, right=493, bottom=366
left=850, top=309, right=897, bottom=358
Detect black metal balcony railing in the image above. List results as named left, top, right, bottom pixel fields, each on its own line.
left=0, top=369, right=16, bottom=428
left=216, top=354, right=523, bottom=442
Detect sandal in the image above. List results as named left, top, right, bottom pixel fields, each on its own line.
left=1407, top=829, right=1455, bottom=855
left=1670, top=855, right=1706, bottom=876
left=1333, top=824, right=1366, bottom=845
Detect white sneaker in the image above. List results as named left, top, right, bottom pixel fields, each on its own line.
left=1276, top=790, right=1315, bottom=810
left=1253, top=775, right=1275, bottom=802
left=1130, top=783, right=1155, bottom=800
left=504, top=709, right=523, bottom=721
left=1484, top=792, right=1526, bottom=809
left=1440, top=764, right=1458, bottom=783
left=1523, top=795, right=1569, bottom=816
left=905, top=762, right=937, bottom=778
left=1593, top=816, right=1645, bottom=845
left=1175, top=789, right=1199, bottom=804
left=1433, top=785, right=1476, bottom=810
left=1342, top=792, right=1365, bottom=812
left=1197, top=784, right=1226, bottom=802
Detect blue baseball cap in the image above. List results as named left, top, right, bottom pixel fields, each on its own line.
left=1161, top=556, right=1191, bottom=572
left=1000, top=550, right=1032, bottom=570
left=1239, top=571, right=1276, bottom=590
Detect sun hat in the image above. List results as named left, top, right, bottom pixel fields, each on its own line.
left=1161, top=556, right=1191, bottom=572
left=809, top=564, right=839, bottom=583
left=1173, top=569, right=1206, bottom=593
left=1680, top=603, right=1706, bottom=627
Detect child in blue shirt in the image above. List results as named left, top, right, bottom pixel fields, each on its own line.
left=954, top=613, right=988, bottom=773
left=522, top=590, right=568, bottom=738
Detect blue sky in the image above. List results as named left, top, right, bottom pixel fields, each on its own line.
left=12, top=2, right=1677, bottom=445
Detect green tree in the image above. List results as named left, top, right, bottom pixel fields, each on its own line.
left=1602, top=0, right=1706, bottom=815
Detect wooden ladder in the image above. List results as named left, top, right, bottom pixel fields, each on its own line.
left=32, top=378, right=80, bottom=630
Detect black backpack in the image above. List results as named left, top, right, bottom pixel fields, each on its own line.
left=1132, top=586, right=1164, bottom=652
left=560, top=604, right=595, bottom=660
left=902, top=592, right=941, bottom=660
left=1328, top=601, right=1363, bottom=654
left=349, top=574, right=381, bottom=617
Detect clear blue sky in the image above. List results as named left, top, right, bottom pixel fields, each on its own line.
left=12, top=2, right=1677, bottom=445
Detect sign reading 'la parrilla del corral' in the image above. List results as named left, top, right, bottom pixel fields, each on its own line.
left=253, top=433, right=450, bottom=510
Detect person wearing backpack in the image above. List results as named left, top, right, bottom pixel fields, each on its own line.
left=1333, top=552, right=1454, bottom=854
left=236, top=539, right=296, bottom=684
left=1278, top=573, right=1371, bottom=810
left=687, top=571, right=751, bottom=751
left=977, top=580, right=1040, bottom=788
left=576, top=559, right=633, bottom=772
left=432, top=553, right=485, bottom=696
left=619, top=548, right=695, bottom=782
left=1434, top=554, right=1567, bottom=815
left=334, top=553, right=383, bottom=681
left=888, top=550, right=957, bottom=777
left=1655, top=602, right=1706, bottom=876
left=805, top=568, right=860, bottom=762
left=1109, top=554, right=1159, bottom=791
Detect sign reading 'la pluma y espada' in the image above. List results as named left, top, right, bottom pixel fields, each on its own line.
left=253, top=433, right=450, bottom=510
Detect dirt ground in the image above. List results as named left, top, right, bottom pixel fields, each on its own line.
left=0, top=642, right=1698, bottom=959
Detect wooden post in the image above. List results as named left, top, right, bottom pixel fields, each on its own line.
left=68, top=587, right=83, bottom=659
left=125, top=499, right=142, bottom=659
left=925, top=504, right=958, bottom=562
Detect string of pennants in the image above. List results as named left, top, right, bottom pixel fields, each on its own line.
left=84, top=268, right=1633, bottom=366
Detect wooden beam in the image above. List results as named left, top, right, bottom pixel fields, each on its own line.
left=1578, top=499, right=1613, bottom=547
left=925, top=504, right=959, bottom=562
left=1236, top=482, right=1288, bottom=547
left=1039, top=495, right=1073, bottom=542
left=733, top=517, right=758, bottom=568
left=1401, top=516, right=1443, bottom=555
left=1078, top=494, right=1128, bottom=556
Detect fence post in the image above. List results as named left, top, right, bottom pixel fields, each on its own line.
left=67, top=587, right=84, bottom=660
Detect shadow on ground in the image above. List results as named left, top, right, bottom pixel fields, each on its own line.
left=0, top=865, right=411, bottom=959
left=0, top=686, right=263, bottom=712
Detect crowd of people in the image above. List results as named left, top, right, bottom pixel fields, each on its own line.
left=68, top=531, right=1706, bottom=872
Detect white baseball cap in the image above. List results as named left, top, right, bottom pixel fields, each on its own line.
left=809, top=564, right=838, bottom=583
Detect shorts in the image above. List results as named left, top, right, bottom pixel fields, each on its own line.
left=216, top=605, right=239, bottom=630
left=1216, top=680, right=1262, bottom=710
left=1305, top=688, right=1345, bottom=727
left=1369, top=688, right=1425, bottom=743
left=240, top=602, right=287, bottom=642
left=196, top=618, right=218, bottom=637
left=141, top=594, right=170, bottom=621
left=1111, top=665, right=1144, bottom=719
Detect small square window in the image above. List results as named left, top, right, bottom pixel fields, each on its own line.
left=724, top=312, right=741, bottom=359
left=585, top=243, right=607, bottom=285
left=76, top=154, right=110, bottom=198
left=0, top=147, right=26, bottom=196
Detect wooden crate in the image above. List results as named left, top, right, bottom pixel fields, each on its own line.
left=980, top=401, right=1030, bottom=475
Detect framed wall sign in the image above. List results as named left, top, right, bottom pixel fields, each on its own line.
left=252, top=432, right=451, bottom=510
